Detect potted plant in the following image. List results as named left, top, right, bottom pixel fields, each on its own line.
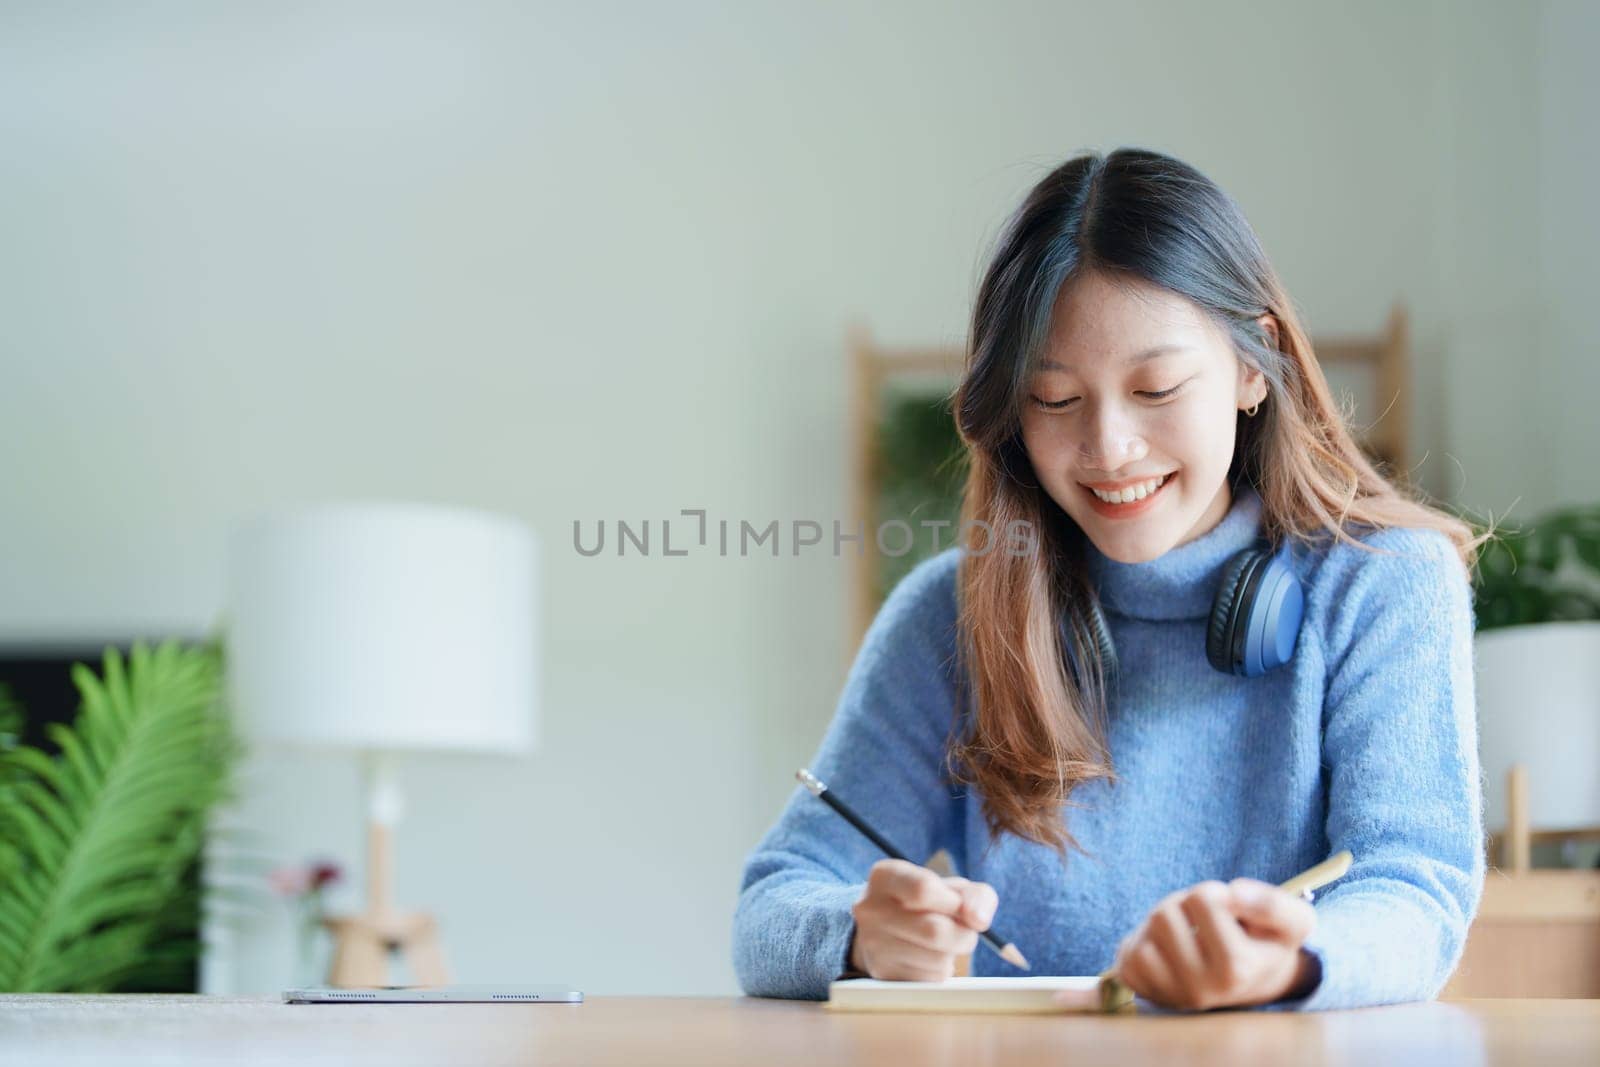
left=1468, top=505, right=1600, bottom=864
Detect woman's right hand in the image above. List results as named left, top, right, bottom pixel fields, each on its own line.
left=847, top=858, right=999, bottom=981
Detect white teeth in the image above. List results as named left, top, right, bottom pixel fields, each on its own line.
left=1089, top=474, right=1168, bottom=504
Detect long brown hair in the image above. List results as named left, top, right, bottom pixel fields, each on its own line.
left=946, top=147, right=1489, bottom=858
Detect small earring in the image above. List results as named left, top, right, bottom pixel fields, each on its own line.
left=1245, top=401, right=1261, bottom=417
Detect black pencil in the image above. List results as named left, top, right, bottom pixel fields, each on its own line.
left=796, top=767, right=1031, bottom=971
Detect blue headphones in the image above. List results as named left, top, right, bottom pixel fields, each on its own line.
left=1070, top=539, right=1304, bottom=684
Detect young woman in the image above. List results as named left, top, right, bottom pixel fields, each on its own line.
left=732, top=147, right=1485, bottom=1012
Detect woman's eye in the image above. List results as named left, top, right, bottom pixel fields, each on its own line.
left=1032, top=396, right=1078, bottom=411
left=1031, top=383, right=1183, bottom=411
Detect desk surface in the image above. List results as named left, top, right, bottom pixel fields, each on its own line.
left=1, top=995, right=1597, bottom=1066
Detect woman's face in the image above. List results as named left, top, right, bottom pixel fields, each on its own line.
left=1019, top=269, right=1270, bottom=564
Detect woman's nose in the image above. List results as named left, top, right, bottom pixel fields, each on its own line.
left=1078, top=404, right=1149, bottom=471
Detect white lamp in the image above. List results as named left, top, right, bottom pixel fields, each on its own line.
left=227, top=500, right=539, bottom=986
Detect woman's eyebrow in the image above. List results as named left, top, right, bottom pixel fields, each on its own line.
left=1039, top=344, right=1191, bottom=372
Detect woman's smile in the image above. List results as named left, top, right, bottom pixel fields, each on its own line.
left=1080, top=471, right=1177, bottom=519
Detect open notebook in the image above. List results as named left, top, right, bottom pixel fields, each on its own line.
left=825, top=975, right=1106, bottom=1014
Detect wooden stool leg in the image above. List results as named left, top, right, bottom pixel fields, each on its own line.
left=1507, top=763, right=1531, bottom=874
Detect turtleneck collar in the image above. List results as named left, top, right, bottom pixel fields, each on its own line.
left=1083, top=483, right=1266, bottom=621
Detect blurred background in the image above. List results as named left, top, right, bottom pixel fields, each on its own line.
left=0, top=1, right=1596, bottom=997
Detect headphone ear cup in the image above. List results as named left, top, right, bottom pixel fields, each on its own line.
left=1060, top=597, right=1119, bottom=695
left=1086, top=595, right=1119, bottom=690
left=1207, top=548, right=1261, bottom=674
left=1247, top=544, right=1305, bottom=675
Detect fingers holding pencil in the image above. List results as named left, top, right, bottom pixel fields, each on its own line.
left=937, top=875, right=1030, bottom=969
left=797, top=768, right=1031, bottom=977
left=848, top=860, right=997, bottom=982
left=943, top=874, right=1001, bottom=937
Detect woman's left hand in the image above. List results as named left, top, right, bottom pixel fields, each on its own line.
left=1108, top=878, right=1320, bottom=1011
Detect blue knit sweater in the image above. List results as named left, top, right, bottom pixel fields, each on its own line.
left=732, top=486, right=1484, bottom=1011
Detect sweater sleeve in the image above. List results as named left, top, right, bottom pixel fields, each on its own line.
left=1282, top=527, right=1485, bottom=1012
left=731, top=551, right=965, bottom=999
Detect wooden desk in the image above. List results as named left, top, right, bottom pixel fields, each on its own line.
left=1, top=994, right=1596, bottom=1066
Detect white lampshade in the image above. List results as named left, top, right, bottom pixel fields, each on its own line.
left=226, top=500, right=539, bottom=754
left=1475, top=621, right=1600, bottom=830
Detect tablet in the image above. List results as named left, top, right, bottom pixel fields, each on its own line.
left=283, top=984, right=583, bottom=1004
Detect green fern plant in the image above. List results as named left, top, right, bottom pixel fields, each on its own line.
left=0, top=683, right=20, bottom=749
left=0, top=639, right=239, bottom=992
left=0, top=682, right=22, bottom=821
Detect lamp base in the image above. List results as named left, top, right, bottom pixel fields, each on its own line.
left=323, top=754, right=452, bottom=987
left=322, top=911, right=450, bottom=988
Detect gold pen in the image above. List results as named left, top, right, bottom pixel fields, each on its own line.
left=1097, top=850, right=1353, bottom=1013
